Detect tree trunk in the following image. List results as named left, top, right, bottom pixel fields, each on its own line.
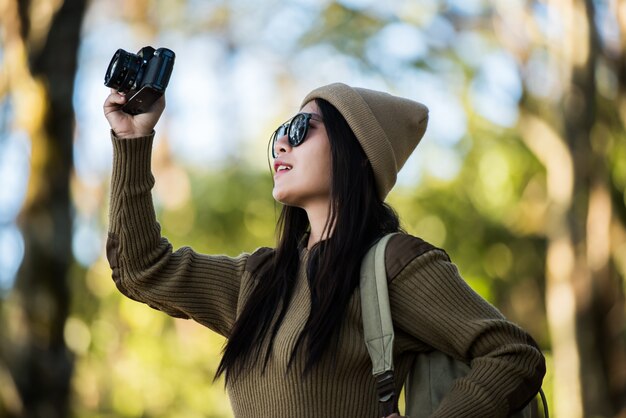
left=528, top=0, right=626, bottom=416
left=1, top=0, right=87, bottom=416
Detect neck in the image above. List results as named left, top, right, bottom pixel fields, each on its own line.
left=305, top=202, right=333, bottom=249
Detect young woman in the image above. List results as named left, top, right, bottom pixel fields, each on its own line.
left=104, top=82, right=545, bottom=418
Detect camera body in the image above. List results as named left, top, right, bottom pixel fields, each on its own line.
left=104, top=46, right=175, bottom=115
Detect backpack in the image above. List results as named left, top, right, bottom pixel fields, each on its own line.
left=359, top=233, right=549, bottom=418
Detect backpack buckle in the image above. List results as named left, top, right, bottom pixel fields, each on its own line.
left=375, top=370, right=396, bottom=416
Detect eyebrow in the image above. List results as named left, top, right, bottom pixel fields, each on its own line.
left=306, top=112, right=323, bottom=122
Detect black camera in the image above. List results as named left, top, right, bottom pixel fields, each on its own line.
left=104, top=46, right=175, bottom=115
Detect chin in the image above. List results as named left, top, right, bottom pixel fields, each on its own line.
left=272, top=188, right=289, bottom=205
left=272, top=189, right=301, bottom=208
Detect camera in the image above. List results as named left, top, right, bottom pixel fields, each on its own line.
left=104, top=46, right=175, bottom=115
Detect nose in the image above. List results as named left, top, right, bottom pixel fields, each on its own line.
left=273, top=133, right=291, bottom=157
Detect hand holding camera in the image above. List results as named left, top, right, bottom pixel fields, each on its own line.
left=103, top=46, right=175, bottom=138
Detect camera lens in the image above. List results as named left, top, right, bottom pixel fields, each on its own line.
left=104, top=49, right=144, bottom=93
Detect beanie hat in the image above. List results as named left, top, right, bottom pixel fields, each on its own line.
left=301, top=83, right=429, bottom=200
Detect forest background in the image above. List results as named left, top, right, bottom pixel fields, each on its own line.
left=1, top=0, right=625, bottom=417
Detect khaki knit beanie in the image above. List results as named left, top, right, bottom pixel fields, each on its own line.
left=302, top=82, right=429, bottom=200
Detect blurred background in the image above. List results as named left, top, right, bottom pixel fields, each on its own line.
left=0, top=0, right=625, bottom=417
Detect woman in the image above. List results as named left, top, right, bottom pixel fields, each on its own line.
left=104, top=82, right=545, bottom=417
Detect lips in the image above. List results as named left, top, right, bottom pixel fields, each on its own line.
left=274, top=160, right=293, bottom=173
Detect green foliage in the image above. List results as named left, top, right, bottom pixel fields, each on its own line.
left=70, top=257, right=234, bottom=417
left=160, top=166, right=277, bottom=255
left=300, top=3, right=384, bottom=57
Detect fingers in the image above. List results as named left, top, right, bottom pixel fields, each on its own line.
left=103, top=91, right=165, bottom=138
left=104, top=91, right=126, bottom=109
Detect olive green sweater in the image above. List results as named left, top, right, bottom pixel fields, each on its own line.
left=106, top=133, right=545, bottom=418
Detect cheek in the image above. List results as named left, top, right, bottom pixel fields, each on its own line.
left=318, top=149, right=333, bottom=190
left=305, top=147, right=331, bottom=186
left=319, top=159, right=332, bottom=188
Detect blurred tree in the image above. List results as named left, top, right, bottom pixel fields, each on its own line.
left=507, top=0, right=626, bottom=416
left=0, top=0, right=87, bottom=416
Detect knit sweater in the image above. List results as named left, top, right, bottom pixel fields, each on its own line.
left=106, top=133, right=545, bottom=418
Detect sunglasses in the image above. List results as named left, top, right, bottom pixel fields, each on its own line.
left=270, top=112, right=320, bottom=158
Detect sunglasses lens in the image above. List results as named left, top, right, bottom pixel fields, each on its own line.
left=288, top=114, right=308, bottom=147
left=272, top=114, right=313, bottom=158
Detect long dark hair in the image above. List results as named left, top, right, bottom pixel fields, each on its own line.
left=215, top=98, right=401, bottom=383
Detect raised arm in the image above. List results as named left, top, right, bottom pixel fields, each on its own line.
left=104, top=92, right=247, bottom=337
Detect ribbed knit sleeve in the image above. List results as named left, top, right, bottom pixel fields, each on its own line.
left=106, top=132, right=249, bottom=337
left=389, top=247, right=546, bottom=418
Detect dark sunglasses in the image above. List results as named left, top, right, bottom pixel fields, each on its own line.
left=270, top=112, right=320, bottom=158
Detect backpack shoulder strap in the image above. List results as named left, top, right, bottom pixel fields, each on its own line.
left=360, top=232, right=398, bottom=417
left=360, top=232, right=443, bottom=373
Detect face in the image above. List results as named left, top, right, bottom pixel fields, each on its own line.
left=272, top=101, right=332, bottom=210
